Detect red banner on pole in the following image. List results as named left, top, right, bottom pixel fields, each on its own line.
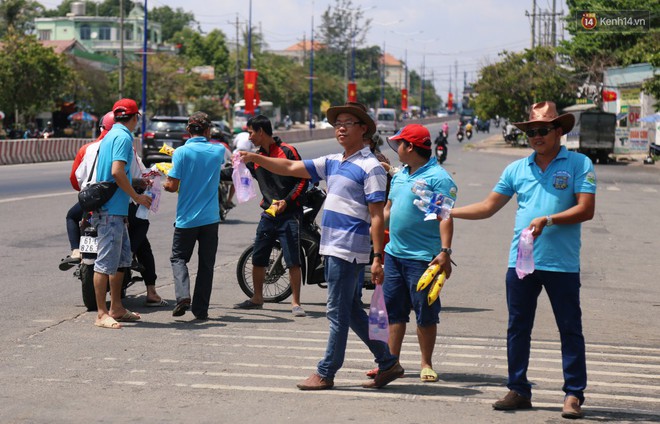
left=244, top=69, right=259, bottom=115
left=447, top=92, right=454, bottom=111
left=348, top=82, right=357, bottom=103
left=401, top=89, right=408, bottom=111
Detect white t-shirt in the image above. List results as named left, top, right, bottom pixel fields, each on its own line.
left=76, top=141, right=144, bottom=190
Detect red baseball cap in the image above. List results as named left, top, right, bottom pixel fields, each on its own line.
left=388, top=124, right=431, bottom=150
left=112, top=98, right=141, bottom=118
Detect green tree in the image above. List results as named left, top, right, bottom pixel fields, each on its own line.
left=0, top=30, right=72, bottom=123
left=559, top=0, right=660, bottom=90
left=0, top=0, right=44, bottom=35
left=150, top=5, right=196, bottom=42
left=318, top=0, right=371, bottom=54
left=473, top=46, right=573, bottom=122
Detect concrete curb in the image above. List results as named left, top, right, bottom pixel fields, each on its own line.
left=0, top=138, right=143, bottom=165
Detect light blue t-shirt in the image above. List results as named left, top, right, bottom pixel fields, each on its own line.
left=303, top=146, right=387, bottom=264
left=96, top=124, right=133, bottom=216
left=168, top=136, right=225, bottom=229
left=494, top=147, right=597, bottom=272
left=386, top=158, right=458, bottom=262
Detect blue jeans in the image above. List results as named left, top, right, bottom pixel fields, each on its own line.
left=383, top=254, right=441, bottom=326
left=317, top=256, right=398, bottom=380
left=171, top=223, right=219, bottom=317
left=505, top=268, right=586, bottom=403
left=93, top=212, right=132, bottom=275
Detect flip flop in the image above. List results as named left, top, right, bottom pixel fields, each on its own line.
left=95, top=316, right=121, bottom=329
left=420, top=367, right=438, bottom=382
left=365, top=367, right=379, bottom=379
left=145, top=298, right=169, bottom=307
left=116, top=310, right=141, bottom=322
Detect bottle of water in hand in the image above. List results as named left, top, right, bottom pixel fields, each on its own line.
left=136, top=188, right=152, bottom=219
left=515, top=228, right=535, bottom=279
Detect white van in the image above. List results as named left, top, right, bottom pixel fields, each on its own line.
left=376, top=108, right=398, bottom=134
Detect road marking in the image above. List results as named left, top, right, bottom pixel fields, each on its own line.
left=0, top=191, right=71, bottom=204
left=606, top=186, right=621, bottom=191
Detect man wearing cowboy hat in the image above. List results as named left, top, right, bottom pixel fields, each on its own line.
left=450, top=101, right=596, bottom=419
left=238, top=101, right=402, bottom=391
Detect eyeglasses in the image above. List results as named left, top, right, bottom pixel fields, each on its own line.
left=333, top=121, right=362, bottom=129
left=525, top=127, right=555, bottom=138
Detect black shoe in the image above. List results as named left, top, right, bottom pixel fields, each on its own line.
left=194, top=313, right=209, bottom=320
left=59, top=255, right=80, bottom=271
left=233, top=299, right=263, bottom=310
left=172, top=298, right=191, bottom=317
left=493, top=390, right=533, bottom=410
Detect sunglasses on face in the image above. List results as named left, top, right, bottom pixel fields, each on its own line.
left=525, top=127, right=555, bottom=138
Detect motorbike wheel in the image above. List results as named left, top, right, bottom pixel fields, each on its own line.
left=236, top=244, right=293, bottom=303
left=80, top=263, right=97, bottom=311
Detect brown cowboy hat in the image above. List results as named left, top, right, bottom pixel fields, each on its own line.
left=326, top=102, right=377, bottom=138
left=513, top=101, right=575, bottom=134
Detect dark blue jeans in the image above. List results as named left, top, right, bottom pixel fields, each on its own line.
left=316, top=256, right=398, bottom=380
left=505, top=268, right=586, bottom=403
left=171, top=223, right=219, bottom=317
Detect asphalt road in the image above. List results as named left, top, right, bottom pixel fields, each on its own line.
left=0, top=126, right=659, bottom=423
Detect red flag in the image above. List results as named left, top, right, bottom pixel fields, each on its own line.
left=447, top=92, right=454, bottom=111
left=401, top=89, right=408, bottom=111
left=602, top=90, right=617, bottom=102
left=244, top=69, right=259, bottom=115
left=348, top=82, right=357, bottom=103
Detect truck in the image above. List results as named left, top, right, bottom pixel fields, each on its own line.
left=376, top=108, right=398, bottom=134
left=561, top=105, right=616, bottom=164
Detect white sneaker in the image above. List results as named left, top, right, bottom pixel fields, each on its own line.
left=71, top=249, right=81, bottom=259
left=292, top=305, right=306, bottom=317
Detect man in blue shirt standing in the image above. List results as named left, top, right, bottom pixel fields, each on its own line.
left=377, top=124, right=457, bottom=383
left=450, top=101, right=596, bottom=419
left=93, top=98, right=152, bottom=329
left=239, top=102, right=402, bottom=391
left=164, top=112, right=225, bottom=320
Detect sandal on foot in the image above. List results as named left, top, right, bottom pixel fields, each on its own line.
left=116, top=310, right=141, bottom=322
left=420, top=367, right=438, bottom=382
left=145, top=298, right=169, bottom=307
left=95, top=316, right=121, bottom=329
left=365, top=367, right=379, bottom=379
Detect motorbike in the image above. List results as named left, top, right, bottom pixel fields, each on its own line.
left=218, top=179, right=233, bottom=221
left=456, top=128, right=464, bottom=142
left=71, top=214, right=143, bottom=311
left=466, top=128, right=473, bottom=140
left=434, top=132, right=448, bottom=164
left=236, top=185, right=376, bottom=302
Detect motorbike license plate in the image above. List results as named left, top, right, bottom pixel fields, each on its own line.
left=79, top=236, right=98, bottom=253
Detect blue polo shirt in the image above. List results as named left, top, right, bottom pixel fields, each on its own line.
left=494, top=147, right=596, bottom=272
left=386, top=158, right=458, bottom=261
left=96, top=124, right=133, bottom=216
left=169, top=136, right=225, bottom=228
left=303, top=146, right=387, bottom=264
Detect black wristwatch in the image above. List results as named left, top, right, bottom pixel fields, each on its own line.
left=373, top=253, right=383, bottom=259
left=440, top=248, right=452, bottom=256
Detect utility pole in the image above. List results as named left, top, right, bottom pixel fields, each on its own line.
left=552, top=0, right=557, bottom=47
left=119, top=0, right=124, bottom=98
left=526, top=0, right=537, bottom=48
left=234, top=14, right=240, bottom=102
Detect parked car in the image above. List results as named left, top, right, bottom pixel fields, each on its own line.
left=141, top=116, right=189, bottom=166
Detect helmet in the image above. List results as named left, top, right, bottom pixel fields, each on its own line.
left=210, top=126, right=221, bottom=137
left=100, top=111, right=115, bottom=131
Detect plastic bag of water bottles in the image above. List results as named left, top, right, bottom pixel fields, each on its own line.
left=368, top=284, right=389, bottom=343
left=232, top=152, right=257, bottom=203
left=411, top=179, right=454, bottom=221
left=516, top=228, right=535, bottom=279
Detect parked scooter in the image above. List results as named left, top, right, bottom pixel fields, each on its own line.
left=69, top=213, right=144, bottom=311
left=236, top=185, right=376, bottom=302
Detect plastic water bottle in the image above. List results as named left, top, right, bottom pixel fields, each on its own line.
left=369, top=307, right=379, bottom=325
left=136, top=188, right=152, bottom=219
left=377, top=310, right=388, bottom=329
left=516, top=228, right=535, bottom=279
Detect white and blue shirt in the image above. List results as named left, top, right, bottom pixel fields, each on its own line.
left=304, top=146, right=387, bottom=264
left=494, top=146, right=597, bottom=272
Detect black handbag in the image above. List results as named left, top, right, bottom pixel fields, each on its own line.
left=78, top=148, right=118, bottom=212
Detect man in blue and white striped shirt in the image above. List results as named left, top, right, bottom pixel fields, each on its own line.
left=239, top=102, right=403, bottom=391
